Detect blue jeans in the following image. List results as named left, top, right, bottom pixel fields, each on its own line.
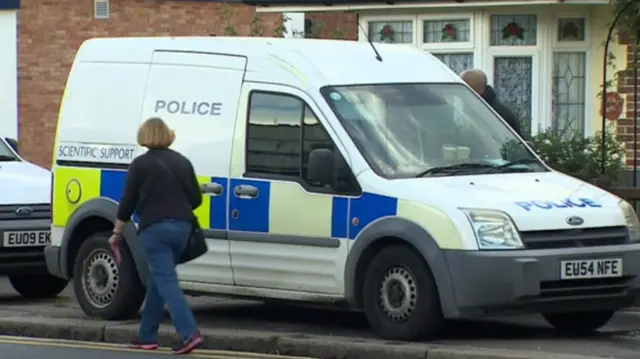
left=138, top=220, right=198, bottom=342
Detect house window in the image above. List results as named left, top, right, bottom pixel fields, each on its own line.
left=493, top=57, right=534, bottom=136
left=490, top=15, right=538, bottom=46
left=368, top=21, right=413, bottom=44
left=558, top=18, right=586, bottom=42
left=417, top=15, right=475, bottom=75
left=433, top=53, right=474, bottom=75
left=552, top=52, right=586, bottom=137
left=423, top=19, right=471, bottom=43
left=360, top=12, right=590, bottom=137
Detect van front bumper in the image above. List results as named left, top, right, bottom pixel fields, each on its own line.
left=44, top=245, right=65, bottom=279
left=0, top=218, right=52, bottom=275
left=444, top=244, right=640, bottom=317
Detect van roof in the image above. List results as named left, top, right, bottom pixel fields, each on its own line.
left=76, top=37, right=461, bottom=88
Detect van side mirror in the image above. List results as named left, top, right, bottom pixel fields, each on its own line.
left=5, top=138, right=18, bottom=153
left=307, top=148, right=334, bottom=186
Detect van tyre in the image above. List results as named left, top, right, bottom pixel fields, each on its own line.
left=73, top=232, right=145, bottom=320
left=362, top=245, right=443, bottom=341
left=9, top=273, right=68, bottom=298
left=542, top=310, right=614, bottom=335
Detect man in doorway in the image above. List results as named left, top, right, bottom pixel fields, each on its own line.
left=460, top=68, right=524, bottom=138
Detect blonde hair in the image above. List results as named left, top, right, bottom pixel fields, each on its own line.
left=137, top=117, right=175, bottom=149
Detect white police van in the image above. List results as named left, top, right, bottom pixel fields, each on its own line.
left=0, top=136, right=68, bottom=298
left=45, top=36, right=640, bottom=341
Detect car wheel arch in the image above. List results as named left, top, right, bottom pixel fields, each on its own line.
left=344, top=217, right=459, bottom=317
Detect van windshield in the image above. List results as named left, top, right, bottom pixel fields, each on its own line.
left=321, top=83, right=547, bottom=178
left=0, top=139, right=18, bottom=161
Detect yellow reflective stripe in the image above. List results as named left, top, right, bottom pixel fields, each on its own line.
left=268, top=181, right=332, bottom=237
left=52, top=167, right=101, bottom=227
left=193, top=175, right=211, bottom=229
left=397, top=199, right=463, bottom=249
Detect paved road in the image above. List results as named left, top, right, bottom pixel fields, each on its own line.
left=0, top=335, right=309, bottom=359
left=3, top=277, right=640, bottom=357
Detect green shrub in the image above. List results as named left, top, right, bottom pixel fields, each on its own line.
left=530, top=125, right=626, bottom=182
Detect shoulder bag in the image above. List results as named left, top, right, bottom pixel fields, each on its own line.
left=153, top=157, right=208, bottom=264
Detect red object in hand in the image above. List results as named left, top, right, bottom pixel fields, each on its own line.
left=110, top=240, right=122, bottom=265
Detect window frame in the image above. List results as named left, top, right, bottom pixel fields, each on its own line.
left=359, top=15, right=418, bottom=46
left=418, top=13, right=475, bottom=51
left=359, top=8, right=592, bottom=138
left=244, top=90, right=362, bottom=196
left=550, top=13, right=591, bottom=136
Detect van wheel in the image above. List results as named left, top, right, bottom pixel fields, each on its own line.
left=362, top=245, right=443, bottom=341
left=9, top=273, right=68, bottom=298
left=542, top=310, right=614, bottom=334
left=73, top=232, right=145, bottom=320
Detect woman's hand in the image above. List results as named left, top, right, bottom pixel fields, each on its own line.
left=109, top=232, right=123, bottom=244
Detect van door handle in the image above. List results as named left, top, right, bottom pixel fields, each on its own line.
left=234, top=185, right=258, bottom=199
left=201, top=183, right=223, bottom=196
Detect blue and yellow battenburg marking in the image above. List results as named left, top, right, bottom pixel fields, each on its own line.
left=53, top=168, right=399, bottom=240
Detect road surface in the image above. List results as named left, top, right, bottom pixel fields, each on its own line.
left=2, top=277, right=640, bottom=357
left=0, top=335, right=307, bottom=359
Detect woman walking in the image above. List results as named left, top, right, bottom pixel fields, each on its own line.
left=109, top=117, right=204, bottom=354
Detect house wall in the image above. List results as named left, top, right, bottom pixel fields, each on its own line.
left=0, top=10, right=17, bottom=140
left=18, top=0, right=282, bottom=168
left=616, top=33, right=640, bottom=166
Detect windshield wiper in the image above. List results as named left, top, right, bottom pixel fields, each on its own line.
left=483, top=158, right=540, bottom=173
left=0, top=155, right=17, bottom=162
left=416, top=163, right=494, bottom=177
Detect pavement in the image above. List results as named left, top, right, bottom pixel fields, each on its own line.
left=1, top=278, right=640, bottom=358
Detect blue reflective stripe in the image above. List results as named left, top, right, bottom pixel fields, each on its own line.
left=331, top=196, right=349, bottom=238
left=99, top=170, right=399, bottom=239
left=100, top=169, right=138, bottom=223
left=99, top=170, right=127, bottom=202
left=209, top=176, right=227, bottom=230
left=228, top=178, right=270, bottom=233
left=347, top=193, right=398, bottom=240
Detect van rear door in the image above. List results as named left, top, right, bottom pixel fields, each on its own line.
left=140, top=50, right=247, bottom=285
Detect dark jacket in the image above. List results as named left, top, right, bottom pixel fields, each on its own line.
left=481, top=85, right=524, bottom=138
left=117, top=148, right=202, bottom=231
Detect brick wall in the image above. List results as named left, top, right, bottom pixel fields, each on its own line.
left=18, top=0, right=281, bottom=168
left=615, top=32, right=640, bottom=167
left=305, top=12, right=358, bottom=39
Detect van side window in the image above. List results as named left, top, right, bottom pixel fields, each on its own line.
left=245, top=91, right=361, bottom=196
left=246, top=92, right=302, bottom=177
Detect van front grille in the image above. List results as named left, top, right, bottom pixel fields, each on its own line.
left=0, top=204, right=51, bottom=221
left=520, top=226, right=629, bottom=249
left=539, top=276, right=634, bottom=298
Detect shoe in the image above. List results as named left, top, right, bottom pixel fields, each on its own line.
left=128, top=340, right=159, bottom=350
left=172, top=332, right=203, bottom=355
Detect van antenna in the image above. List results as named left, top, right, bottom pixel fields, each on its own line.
left=353, top=10, right=383, bottom=62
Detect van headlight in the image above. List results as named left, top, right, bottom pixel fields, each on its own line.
left=619, top=200, right=640, bottom=242
left=461, top=209, right=524, bottom=250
